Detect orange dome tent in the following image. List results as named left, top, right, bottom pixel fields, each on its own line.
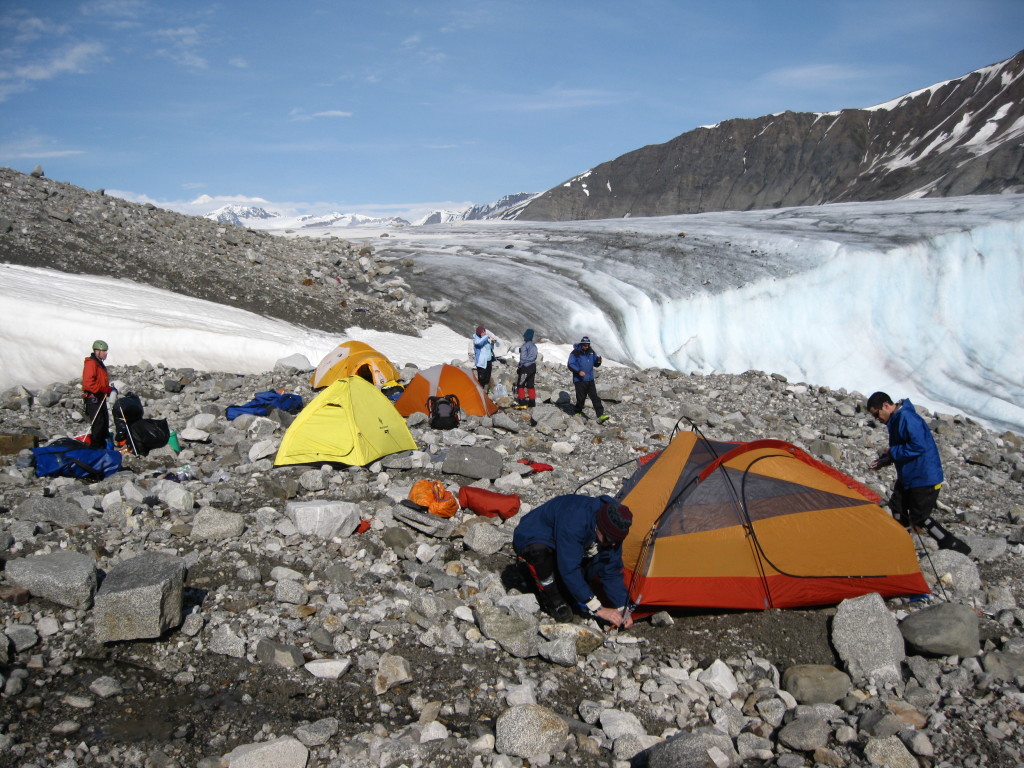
left=394, top=364, right=497, bottom=418
left=310, top=341, right=402, bottom=390
left=618, top=432, right=928, bottom=612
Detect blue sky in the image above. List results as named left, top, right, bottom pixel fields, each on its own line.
left=2, top=1, right=1022, bottom=221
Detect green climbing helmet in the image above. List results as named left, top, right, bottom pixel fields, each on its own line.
left=92, top=340, right=108, bottom=351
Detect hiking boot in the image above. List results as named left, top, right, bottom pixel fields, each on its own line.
left=527, top=399, right=536, bottom=407
left=540, top=588, right=573, bottom=623
left=940, top=536, right=972, bottom=556
left=597, top=414, right=610, bottom=424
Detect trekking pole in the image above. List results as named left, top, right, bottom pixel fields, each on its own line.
left=84, top=393, right=108, bottom=444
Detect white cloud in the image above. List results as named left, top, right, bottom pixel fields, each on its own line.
left=152, top=26, right=207, bottom=68
left=0, top=41, right=106, bottom=101
left=312, top=110, right=353, bottom=118
left=0, top=134, right=85, bottom=160
left=229, top=57, right=248, bottom=68
left=758, top=63, right=871, bottom=90
left=484, top=86, right=626, bottom=112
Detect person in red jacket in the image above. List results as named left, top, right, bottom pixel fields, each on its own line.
left=82, top=340, right=115, bottom=447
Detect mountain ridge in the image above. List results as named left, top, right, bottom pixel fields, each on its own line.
left=512, top=49, right=1024, bottom=221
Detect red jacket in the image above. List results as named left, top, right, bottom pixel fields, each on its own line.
left=82, top=355, right=111, bottom=397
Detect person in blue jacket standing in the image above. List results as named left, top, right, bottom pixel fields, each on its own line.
left=513, top=494, right=633, bottom=627
left=867, top=391, right=970, bottom=554
left=567, top=336, right=608, bottom=423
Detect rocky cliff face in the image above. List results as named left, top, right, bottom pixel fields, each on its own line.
left=516, top=50, right=1024, bottom=221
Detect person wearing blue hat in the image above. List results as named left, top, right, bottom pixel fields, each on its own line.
left=515, top=328, right=538, bottom=408
left=567, top=336, right=608, bottom=423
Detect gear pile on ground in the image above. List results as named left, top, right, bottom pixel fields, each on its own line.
left=1, top=352, right=1022, bottom=768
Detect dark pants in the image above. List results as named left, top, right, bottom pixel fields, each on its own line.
left=476, top=361, right=493, bottom=389
left=516, top=364, right=536, bottom=403
left=889, top=481, right=970, bottom=554
left=888, top=482, right=938, bottom=527
left=573, top=379, right=604, bottom=417
left=84, top=395, right=109, bottom=448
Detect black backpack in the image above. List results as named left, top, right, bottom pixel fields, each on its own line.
left=127, top=418, right=171, bottom=456
left=427, top=394, right=461, bottom=430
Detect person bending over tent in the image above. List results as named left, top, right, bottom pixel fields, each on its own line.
left=867, top=391, right=971, bottom=555
left=513, top=494, right=633, bottom=627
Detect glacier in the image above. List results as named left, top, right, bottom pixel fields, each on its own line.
left=295, top=195, right=1024, bottom=434
left=1, top=195, right=1020, bottom=435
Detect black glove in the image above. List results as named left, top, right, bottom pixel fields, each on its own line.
left=870, top=452, right=893, bottom=470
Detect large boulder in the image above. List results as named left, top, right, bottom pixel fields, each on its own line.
left=5, top=551, right=97, bottom=609
left=93, top=553, right=187, bottom=643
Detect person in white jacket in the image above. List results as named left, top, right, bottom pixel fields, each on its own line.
left=472, top=325, right=499, bottom=391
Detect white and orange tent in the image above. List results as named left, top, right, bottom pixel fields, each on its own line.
left=394, top=364, right=497, bottom=418
left=310, top=341, right=402, bottom=390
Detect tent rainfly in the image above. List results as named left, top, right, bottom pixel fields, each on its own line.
left=618, top=432, right=928, bottom=612
left=394, top=363, right=497, bottom=417
left=275, top=376, right=416, bottom=467
left=310, top=341, right=402, bottom=390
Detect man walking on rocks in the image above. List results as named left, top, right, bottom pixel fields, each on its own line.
left=867, top=391, right=971, bottom=555
left=81, top=339, right=115, bottom=448
left=513, top=494, right=633, bottom=627
left=567, top=336, right=608, bottom=423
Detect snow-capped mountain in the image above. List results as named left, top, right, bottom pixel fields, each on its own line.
left=203, top=206, right=409, bottom=230
left=415, top=193, right=537, bottom=225
left=291, top=212, right=410, bottom=229
left=205, top=205, right=280, bottom=226
left=516, top=49, right=1024, bottom=220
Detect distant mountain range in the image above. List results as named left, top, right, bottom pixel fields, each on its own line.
left=513, top=49, right=1024, bottom=221
left=205, top=206, right=411, bottom=230
left=414, top=193, right=537, bottom=225
left=205, top=192, right=539, bottom=231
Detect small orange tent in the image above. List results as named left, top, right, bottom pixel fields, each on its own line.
left=619, top=432, right=928, bottom=612
left=394, top=364, right=497, bottom=418
left=310, top=341, right=401, bottom=390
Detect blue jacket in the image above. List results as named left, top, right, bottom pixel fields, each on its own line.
left=886, top=399, right=944, bottom=489
left=567, top=344, right=601, bottom=382
left=473, top=333, right=497, bottom=367
left=512, top=494, right=628, bottom=609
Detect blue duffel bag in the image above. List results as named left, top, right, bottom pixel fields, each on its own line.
left=33, top=438, right=122, bottom=481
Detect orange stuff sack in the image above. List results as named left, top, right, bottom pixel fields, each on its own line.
left=409, top=480, right=459, bottom=518
left=458, top=486, right=521, bottom=521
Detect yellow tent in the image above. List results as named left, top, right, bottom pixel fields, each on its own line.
left=275, top=376, right=416, bottom=467
left=310, top=341, right=402, bottom=390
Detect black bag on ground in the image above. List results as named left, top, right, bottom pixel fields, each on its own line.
left=128, top=418, right=170, bottom=456
left=112, top=392, right=144, bottom=441
left=427, top=394, right=461, bottom=430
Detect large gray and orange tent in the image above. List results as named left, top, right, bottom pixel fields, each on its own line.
left=394, top=364, right=498, bottom=418
left=619, top=432, right=927, bottom=611
left=310, top=341, right=402, bottom=390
